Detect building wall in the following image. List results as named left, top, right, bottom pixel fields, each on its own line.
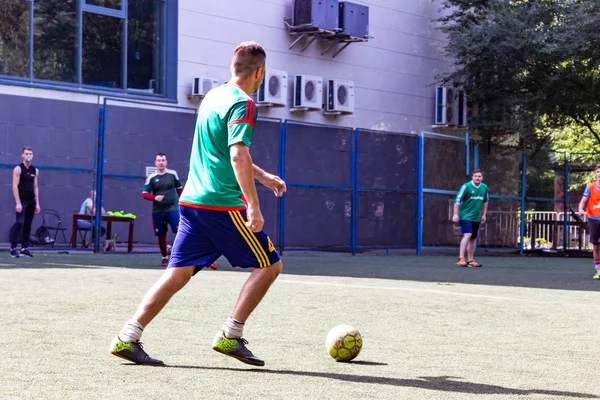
left=177, top=0, right=451, bottom=133
left=0, top=0, right=451, bottom=246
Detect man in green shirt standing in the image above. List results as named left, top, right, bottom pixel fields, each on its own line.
left=452, top=169, right=488, bottom=267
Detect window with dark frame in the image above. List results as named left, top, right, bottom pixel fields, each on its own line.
left=0, top=0, right=172, bottom=98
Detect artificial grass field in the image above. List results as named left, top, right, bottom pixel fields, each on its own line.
left=1, top=253, right=599, bottom=399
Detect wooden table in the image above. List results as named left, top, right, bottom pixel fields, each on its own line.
left=71, top=214, right=135, bottom=252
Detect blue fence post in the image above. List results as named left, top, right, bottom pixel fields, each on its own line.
left=474, top=143, right=479, bottom=169
left=278, top=120, right=287, bottom=255
left=520, top=154, right=528, bottom=256
left=351, top=129, right=358, bottom=255
left=466, top=132, right=470, bottom=175
left=94, top=100, right=107, bottom=253
left=416, top=132, right=424, bottom=255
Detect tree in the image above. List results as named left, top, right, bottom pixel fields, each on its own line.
left=435, top=0, right=600, bottom=149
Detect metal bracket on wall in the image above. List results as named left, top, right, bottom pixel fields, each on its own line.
left=284, top=18, right=371, bottom=58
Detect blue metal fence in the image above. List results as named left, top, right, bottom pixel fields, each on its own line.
left=5, top=96, right=569, bottom=255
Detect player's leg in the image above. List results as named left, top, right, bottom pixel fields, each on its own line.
left=230, top=260, right=282, bottom=322
left=457, top=220, right=472, bottom=266
left=211, top=209, right=282, bottom=366
left=19, top=202, right=36, bottom=257
left=9, top=210, right=25, bottom=257
left=466, top=222, right=481, bottom=267
left=153, top=212, right=169, bottom=266
left=589, top=220, right=600, bottom=279
left=110, top=206, right=221, bottom=365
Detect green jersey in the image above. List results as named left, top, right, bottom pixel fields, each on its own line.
left=455, top=181, right=489, bottom=222
left=143, top=170, right=182, bottom=213
left=180, top=84, right=257, bottom=209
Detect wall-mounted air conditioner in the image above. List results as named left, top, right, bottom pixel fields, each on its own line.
left=258, top=69, right=288, bottom=107
left=192, top=77, right=220, bottom=97
left=435, top=87, right=467, bottom=126
left=292, top=74, right=323, bottom=111
left=326, top=79, right=354, bottom=114
left=339, top=1, right=369, bottom=38
left=292, top=0, right=339, bottom=31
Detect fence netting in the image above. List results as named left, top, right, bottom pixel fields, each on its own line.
left=356, top=129, right=417, bottom=248
left=478, top=144, right=522, bottom=248
left=103, top=103, right=196, bottom=244
left=422, top=136, right=467, bottom=247
left=283, top=122, right=353, bottom=249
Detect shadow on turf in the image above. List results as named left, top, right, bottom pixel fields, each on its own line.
left=163, top=366, right=597, bottom=398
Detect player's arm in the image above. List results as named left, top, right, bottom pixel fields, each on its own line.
left=579, top=196, right=588, bottom=216
left=481, top=192, right=488, bottom=223
left=228, top=100, right=263, bottom=231
left=452, top=184, right=466, bottom=223
left=231, top=143, right=263, bottom=232
left=252, top=164, right=286, bottom=197
left=12, top=166, right=22, bottom=212
left=579, top=185, right=590, bottom=216
left=142, top=177, right=158, bottom=201
left=34, top=168, right=40, bottom=213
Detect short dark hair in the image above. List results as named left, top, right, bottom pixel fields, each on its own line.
left=156, top=152, right=167, bottom=159
left=22, top=146, right=33, bottom=154
left=472, top=169, right=483, bottom=176
left=595, top=163, right=600, bottom=171
left=231, top=41, right=266, bottom=78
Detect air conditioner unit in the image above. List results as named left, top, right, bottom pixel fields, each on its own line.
left=326, top=79, right=354, bottom=113
left=292, top=74, right=323, bottom=110
left=258, top=69, right=288, bottom=107
left=292, top=0, right=339, bottom=31
left=192, top=77, right=220, bottom=97
left=338, top=1, right=369, bottom=38
left=435, top=87, right=466, bottom=126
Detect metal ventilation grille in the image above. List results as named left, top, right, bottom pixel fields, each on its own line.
left=337, top=84, right=348, bottom=105
left=304, top=80, right=315, bottom=101
left=268, top=75, right=280, bottom=97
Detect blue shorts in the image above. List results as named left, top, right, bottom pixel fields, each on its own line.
left=153, top=210, right=180, bottom=236
left=169, top=206, right=280, bottom=274
left=459, top=220, right=480, bottom=239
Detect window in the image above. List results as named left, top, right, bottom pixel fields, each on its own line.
left=85, top=0, right=122, bottom=9
left=82, top=12, right=123, bottom=88
left=0, top=0, right=30, bottom=78
left=128, top=0, right=162, bottom=93
left=0, top=0, right=176, bottom=99
left=34, top=0, right=77, bottom=83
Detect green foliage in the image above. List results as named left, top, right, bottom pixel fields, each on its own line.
left=436, top=0, right=600, bottom=147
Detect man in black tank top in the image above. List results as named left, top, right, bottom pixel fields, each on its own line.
left=9, top=147, right=40, bottom=258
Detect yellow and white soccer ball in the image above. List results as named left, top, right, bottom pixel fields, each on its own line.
left=326, top=324, right=362, bottom=362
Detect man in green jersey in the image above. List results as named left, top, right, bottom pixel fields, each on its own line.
left=452, top=169, right=488, bottom=267
left=110, top=42, right=286, bottom=367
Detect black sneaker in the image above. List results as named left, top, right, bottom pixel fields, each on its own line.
left=109, top=336, right=165, bottom=366
left=20, top=248, right=33, bottom=257
left=211, top=331, right=265, bottom=366
left=10, top=249, right=19, bottom=258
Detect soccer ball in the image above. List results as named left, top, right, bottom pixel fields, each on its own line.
left=326, top=324, right=362, bottom=362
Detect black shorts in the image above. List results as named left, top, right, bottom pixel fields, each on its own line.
left=589, top=219, right=600, bottom=244
left=459, top=220, right=480, bottom=240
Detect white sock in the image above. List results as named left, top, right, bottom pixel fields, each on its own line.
left=222, top=316, right=244, bottom=339
left=119, top=319, right=144, bottom=343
